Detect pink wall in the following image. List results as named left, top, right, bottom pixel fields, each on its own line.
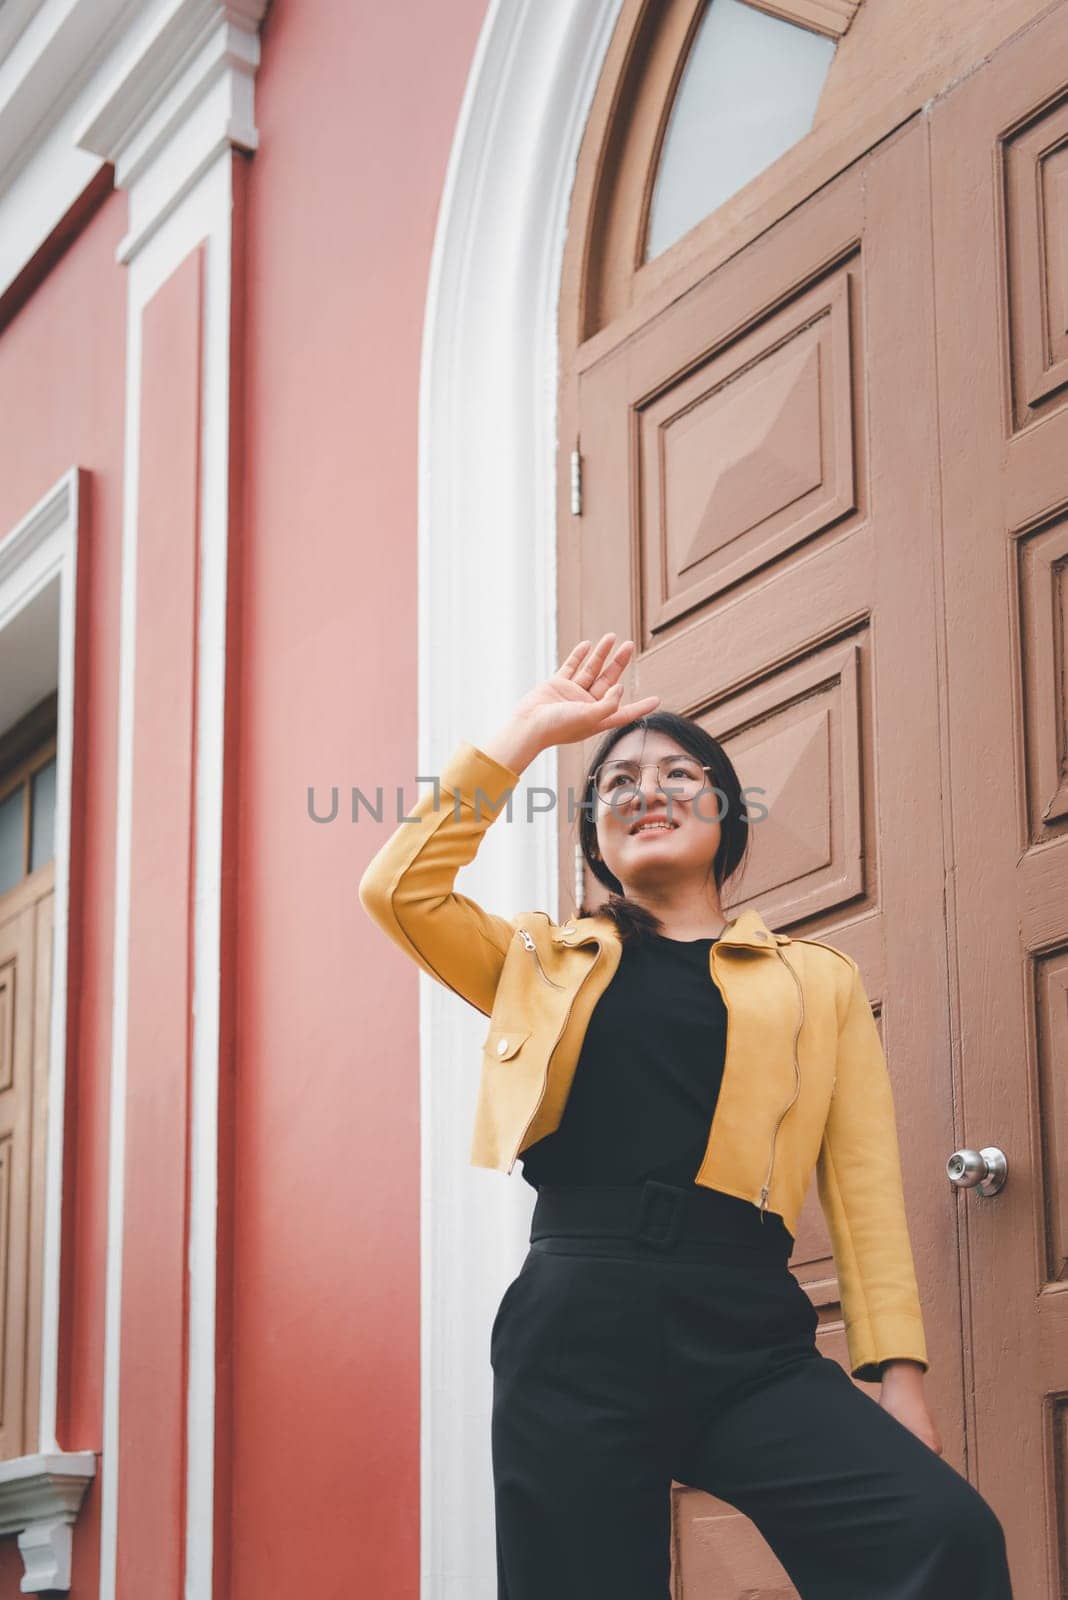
left=233, top=1, right=488, bottom=1594
left=0, top=188, right=128, bottom=1595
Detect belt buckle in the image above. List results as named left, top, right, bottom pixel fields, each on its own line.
left=634, top=1180, right=686, bottom=1250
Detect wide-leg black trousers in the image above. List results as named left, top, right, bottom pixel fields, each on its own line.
left=490, top=1181, right=1013, bottom=1600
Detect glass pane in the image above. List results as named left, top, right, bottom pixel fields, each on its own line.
left=0, top=785, right=24, bottom=896
left=645, top=0, right=837, bottom=261
left=30, top=756, right=57, bottom=872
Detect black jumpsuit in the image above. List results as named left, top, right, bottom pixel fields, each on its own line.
left=489, top=928, right=1014, bottom=1599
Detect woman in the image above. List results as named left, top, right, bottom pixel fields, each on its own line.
left=358, top=633, right=1013, bottom=1599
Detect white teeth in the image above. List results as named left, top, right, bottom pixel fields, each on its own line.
left=635, top=822, right=674, bottom=833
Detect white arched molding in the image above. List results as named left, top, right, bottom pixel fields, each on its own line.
left=419, top=0, right=622, bottom=1594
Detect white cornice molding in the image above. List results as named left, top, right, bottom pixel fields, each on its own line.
left=0, top=0, right=48, bottom=69
left=77, top=0, right=268, bottom=262
left=0, top=1451, right=97, bottom=1593
left=0, top=0, right=135, bottom=188
left=77, top=0, right=264, bottom=172
left=0, top=0, right=135, bottom=295
left=0, top=0, right=268, bottom=293
left=0, top=471, right=73, bottom=594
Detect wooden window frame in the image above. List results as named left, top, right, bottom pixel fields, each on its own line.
left=563, top=0, right=881, bottom=341
left=740, top=0, right=863, bottom=42
left=0, top=697, right=59, bottom=891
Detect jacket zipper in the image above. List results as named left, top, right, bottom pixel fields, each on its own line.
left=517, top=928, right=566, bottom=989
left=506, top=935, right=603, bottom=1171
left=759, top=945, right=804, bottom=1222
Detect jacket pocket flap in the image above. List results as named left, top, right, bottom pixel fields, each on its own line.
left=484, top=1027, right=531, bottom=1062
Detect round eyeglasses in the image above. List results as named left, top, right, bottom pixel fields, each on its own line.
left=592, top=756, right=713, bottom=804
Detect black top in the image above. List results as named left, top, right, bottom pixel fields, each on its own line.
left=520, top=928, right=728, bottom=1190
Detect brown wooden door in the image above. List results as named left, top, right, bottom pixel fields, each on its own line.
left=930, top=8, right=1068, bottom=1595
left=0, top=877, right=51, bottom=1460
left=564, top=117, right=963, bottom=1593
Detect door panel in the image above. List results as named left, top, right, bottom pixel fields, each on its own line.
left=931, top=7, right=1068, bottom=1594
left=571, top=119, right=959, bottom=1594
left=0, top=886, right=50, bottom=1460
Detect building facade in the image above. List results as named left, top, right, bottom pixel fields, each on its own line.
left=0, top=1, right=1063, bottom=1595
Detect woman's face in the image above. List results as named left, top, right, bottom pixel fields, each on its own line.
left=592, top=729, right=723, bottom=894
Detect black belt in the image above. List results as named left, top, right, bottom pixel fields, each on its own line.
left=529, top=1179, right=793, bottom=1257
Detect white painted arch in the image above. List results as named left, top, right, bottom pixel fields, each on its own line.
left=419, top=0, right=622, bottom=1593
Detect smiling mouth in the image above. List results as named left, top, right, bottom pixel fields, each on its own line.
left=630, top=819, right=679, bottom=835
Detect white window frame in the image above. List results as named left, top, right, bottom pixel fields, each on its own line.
left=0, top=469, right=96, bottom=1593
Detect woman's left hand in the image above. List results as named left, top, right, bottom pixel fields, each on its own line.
left=878, top=1361, right=943, bottom=1455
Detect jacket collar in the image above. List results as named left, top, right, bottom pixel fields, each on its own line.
left=550, top=903, right=788, bottom=951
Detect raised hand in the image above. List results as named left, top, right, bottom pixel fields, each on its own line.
left=481, top=635, right=661, bottom=774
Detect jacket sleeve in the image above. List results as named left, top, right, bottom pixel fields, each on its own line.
left=357, top=740, right=524, bottom=1018
left=815, top=957, right=930, bottom=1383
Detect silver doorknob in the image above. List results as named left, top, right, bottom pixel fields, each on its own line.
left=946, top=1147, right=1008, bottom=1197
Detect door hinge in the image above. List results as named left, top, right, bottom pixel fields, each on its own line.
left=570, top=448, right=583, bottom=517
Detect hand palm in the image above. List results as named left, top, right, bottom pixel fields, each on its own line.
left=516, top=636, right=660, bottom=749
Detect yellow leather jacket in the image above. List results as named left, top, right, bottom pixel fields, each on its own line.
left=358, top=740, right=929, bottom=1384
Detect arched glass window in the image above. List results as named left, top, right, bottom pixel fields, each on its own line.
left=645, top=0, right=837, bottom=261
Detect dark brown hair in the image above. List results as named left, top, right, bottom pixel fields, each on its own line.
left=575, top=711, right=752, bottom=939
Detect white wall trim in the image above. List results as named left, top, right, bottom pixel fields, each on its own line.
left=88, top=7, right=265, bottom=1600
left=0, top=469, right=97, bottom=1592
left=418, top=1, right=622, bottom=1593
left=77, top=2, right=263, bottom=264
left=0, top=1450, right=97, bottom=1593
left=1, top=3, right=264, bottom=1593
left=0, top=0, right=264, bottom=301
left=99, top=160, right=240, bottom=1600
left=0, top=0, right=130, bottom=296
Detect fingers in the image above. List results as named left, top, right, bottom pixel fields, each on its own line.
left=592, top=638, right=634, bottom=696
left=575, top=633, right=617, bottom=688
left=599, top=693, right=661, bottom=728
left=561, top=633, right=637, bottom=694
left=556, top=640, right=592, bottom=677
left=622, top=694, right=662, bottom=719
left=557, top=636, right=610, bottom=683
left=558, top=636, right=658, bottom=729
